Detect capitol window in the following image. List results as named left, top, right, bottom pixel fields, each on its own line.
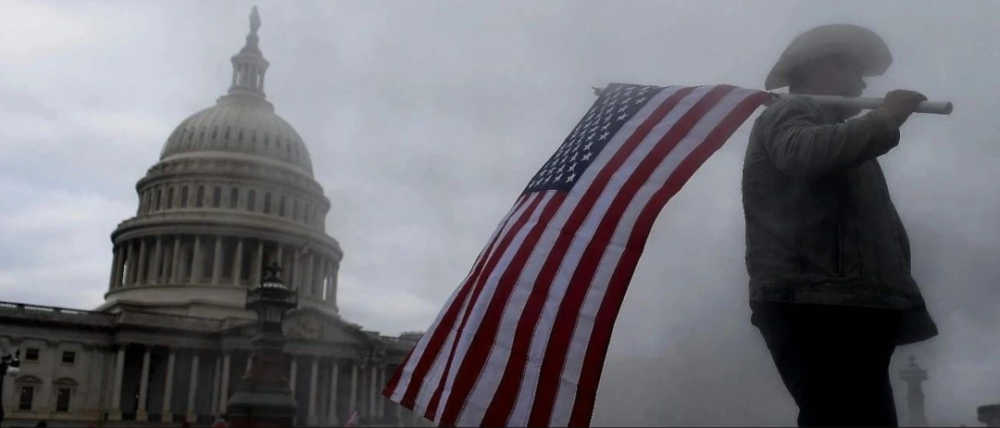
left=56, top=388, right=71, bottom=412
left=53, top=378, right=77, bottom=412
left=16, top=375, right=41, bottom=411
left=230, top=188, right=239, bottom=208
left=19, top=385, right=34, bottom=411
left=213, top=186, right=222, bottom=208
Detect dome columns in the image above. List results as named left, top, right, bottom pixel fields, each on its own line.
left=106, top=231, right=340, bottom=313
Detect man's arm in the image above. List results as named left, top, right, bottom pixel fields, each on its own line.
left=762, top=100, right=900, bottom=176
left=763, top=90, right=928, bottom=177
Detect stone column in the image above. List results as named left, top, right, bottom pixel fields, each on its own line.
left=116, top=245, right=128, bottom=289
left=289, top=249, right=299, bottom=294
left=317, top=260, right=327, bottom=300
left=110, top=345, right=126, bottom=420
left=327, top=262, right=335, bottom=303
left=212, top=236, right=224, bottom=284
left=137, top=238, right=149, bottom=284
left=318, top=259, right=328, bottom=299
left=126, top=240, right=137, bottom=285
left=151, top=237, right=163, bottom=284
left=171, top=236, right=182, bottom=283
left=108, top=245, right=120, bottom=289
left=305, top=254, right=315, bottom=298
left=378, top=366, right=386, bottom=417
left=328, top=361, right=340, bottom=426
left=276, top=244, right=284, bottom=268
left=309, top=358, right=320, bottom=425
left=232, top=238, right=244, bottom=285
left=218, top=352, right=231, bottom=415
left=186, top=351, right=200, bottom=422
left=252, top=240, right=264, bottom=286
left=137, top=345, right=152, bottom=421
left=349, top=364, right=358, bottom=415
left=328, top=263, right=340, bottom=306
left=315, top=258, right=324, bottom=299
left=190, top=235, right=203, bottom=284
left=289, top=355, right=298, bottom=391
left=369, top=365, right=377, bottom=417
left=210, top=354, right=221, bottom=417
left=161, top=348, right=176, bottom=422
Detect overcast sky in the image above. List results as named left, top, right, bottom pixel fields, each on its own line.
left=1, top=0, right=998, bottom=426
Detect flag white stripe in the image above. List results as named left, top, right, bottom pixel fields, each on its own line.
left=390, top=195, right=530, bottom=402
left=453, top=87, right=684, bottom=427
left=413, top=193, right=541, bottom=416
left=508, top=86, right=714, bottom=427
left=414, top=293, right=469, bottom=415
left=548, top=88, right=760, bottom=426
left=433, top=192, right=555, bottom=423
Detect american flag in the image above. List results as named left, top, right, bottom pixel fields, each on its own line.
left=344, top=409, right=360, bottom=427
left=296, top=242, right=311, bottom=259
left=383, top=84, right=769, bottom=427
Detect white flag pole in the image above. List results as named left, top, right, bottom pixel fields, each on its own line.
left=769, top=93, right=953, bottom=115
left=592, top=87, right=953, bottom=115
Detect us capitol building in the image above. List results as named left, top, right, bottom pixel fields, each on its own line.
left=0, top=8, right=420, bottom=427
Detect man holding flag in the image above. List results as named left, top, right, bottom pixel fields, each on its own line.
left=744, top=24, right=938, bottom=427
left=385, top=22, right=945, bottom=428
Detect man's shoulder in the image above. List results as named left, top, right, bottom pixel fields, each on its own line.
left=754, top=95, right=825, bottom=130
left=762, top=95, right=823, bottom=117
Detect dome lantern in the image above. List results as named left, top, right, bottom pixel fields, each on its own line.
left=228, top=6, right=270, bottom=100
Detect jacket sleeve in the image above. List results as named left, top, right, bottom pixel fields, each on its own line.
left=761, top=100, right=901, bottom=176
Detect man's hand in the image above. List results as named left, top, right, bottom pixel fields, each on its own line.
left=879, top=90, right=928, bottom=126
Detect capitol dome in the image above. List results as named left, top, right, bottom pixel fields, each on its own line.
left=158, top=7, right=313, bottom=176
left=160, top=96, right=313, bottom=175
left=101, top=7, right=341, bottom=320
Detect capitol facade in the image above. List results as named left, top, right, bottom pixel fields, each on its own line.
left=0, top=9, right=416, bottom=427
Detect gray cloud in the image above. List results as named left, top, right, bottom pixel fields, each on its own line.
left=1, top=0, right=998, bottom=425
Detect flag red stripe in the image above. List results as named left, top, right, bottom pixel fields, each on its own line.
left=482, top=87, right=697, bottom=426
left=437, top=193, right=568, bottom=427
left=397, top=195, right=531, bottom=408
left=527, top=85, right=736, bottom=426
left=567, top=92, right=769, bottom=426
left=424, top=194, right=547, bottom=421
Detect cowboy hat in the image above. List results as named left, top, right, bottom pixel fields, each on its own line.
left=765, top=24, right=893, bottom=90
